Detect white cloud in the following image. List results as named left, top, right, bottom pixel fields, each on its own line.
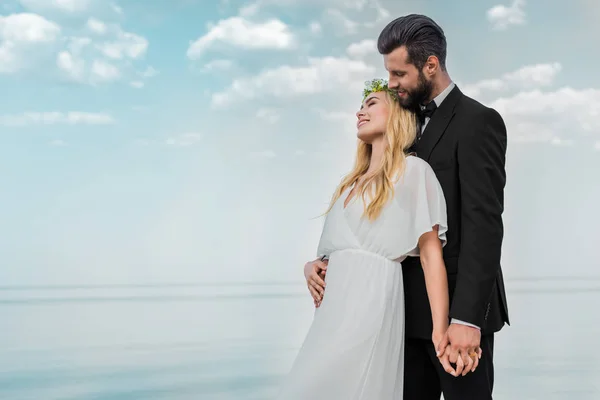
left=200, top=59, right=233, bottom=73
left=0, top=13, right=61, bottom=73
left=65, top=36, right=92, bottom=52
left=110, top=3, right=123, bottom=15
left=462, top=78, right=504, bottom=97
left=489, top=86, right=600, bottom=144
left=463, top=62, right=561, bottom=97
left=56, top=50, right=86, bottom=81
left=97, top=30, right=148, bottom=60
left=595, top=141, right=600, bottom=151
left=503, top=62, right=561, bottom=87
left=441, top=62, right=596, bottom=147
left=140, top=66, right=158, bottom=78
left=90, top=59, right=120, bottom=82
left=86, top=17, right=107, bottom=34
left=324, top=9, right=358, bottom=35
left=373, top=1, right=390, bottom=21
left=239, top=1, right=260, bottom=17
left=346, top=39, right=376, bottom=59
left=309, top=21, right=321, bottom=34
left=0, top=13, right=60, bottom=42
left=362, top=0, right=391, bottom=28
left=211, top=56, right=376, bottom=107
left=0, top=111, right=115, bottom=126
left=55, top=25, right=149, bottom=85
left=0, top=42, right=18, bottom=72
left=187, top=17, right=294, bottom=60
left=165, top=132, right=203, bottom=147
left=487, top=0, right=526, bottom=30
left=0, top=9, right=148, bottom=84
left=126, top=66, right=158, bottom=88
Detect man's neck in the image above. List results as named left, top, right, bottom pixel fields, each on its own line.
left=428, top=74, right=452, bottom=103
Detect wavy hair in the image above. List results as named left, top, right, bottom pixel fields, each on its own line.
left=324, top=91, right=417, bottom=221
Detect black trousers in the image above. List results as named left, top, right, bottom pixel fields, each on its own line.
left=403, top=334, right=495, bottom=400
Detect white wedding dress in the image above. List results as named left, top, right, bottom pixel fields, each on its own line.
left=276, top=156, right=448, bottom=400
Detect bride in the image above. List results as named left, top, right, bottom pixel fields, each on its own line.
left=276, top=79, right=450, bottom=399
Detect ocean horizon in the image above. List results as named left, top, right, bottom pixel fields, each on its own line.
left=1, top=276, right=599, bottom=399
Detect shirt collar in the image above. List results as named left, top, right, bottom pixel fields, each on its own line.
left=422, top=81, right=456, bottom=109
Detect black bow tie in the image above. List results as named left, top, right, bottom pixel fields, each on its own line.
left=418, top=101, right=437, bottom=124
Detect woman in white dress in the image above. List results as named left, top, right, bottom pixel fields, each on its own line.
left=276, top=79, right=450, bottom=399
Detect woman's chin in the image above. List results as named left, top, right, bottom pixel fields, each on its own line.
left=357, top=130, right=382, bottom=143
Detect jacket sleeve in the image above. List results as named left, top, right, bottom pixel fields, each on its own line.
left=450, top=107, right=507, bottom=327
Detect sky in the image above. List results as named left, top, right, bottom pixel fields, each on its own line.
left=0, top=0, right=599, bottom=286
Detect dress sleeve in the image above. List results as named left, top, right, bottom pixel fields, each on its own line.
left=395, top=158, right=448, bottom=257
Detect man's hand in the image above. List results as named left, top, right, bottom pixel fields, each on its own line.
left=304, top=258, right=328, bottom=307
left=436, top=323, right=482, bottom=377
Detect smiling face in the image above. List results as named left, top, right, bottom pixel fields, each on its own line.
left=383, top=45, right=434, bottom=111
left=356, top=91, right=390, bottom=144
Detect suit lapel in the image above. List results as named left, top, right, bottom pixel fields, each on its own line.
left=417, top=85, right=462, bottom=161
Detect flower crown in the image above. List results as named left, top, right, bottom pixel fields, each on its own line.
left=361, top=78, right=399, bottom=102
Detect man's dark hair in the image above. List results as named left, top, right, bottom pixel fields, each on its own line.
left=377, top=14, right=447, bottom=71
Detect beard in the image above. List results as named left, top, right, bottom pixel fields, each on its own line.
left=397, top=70, right=434, bottom=112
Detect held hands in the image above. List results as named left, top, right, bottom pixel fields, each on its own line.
left=435, top=323, right=482, bottom=377
left=304, top=258, right=328, bottom=307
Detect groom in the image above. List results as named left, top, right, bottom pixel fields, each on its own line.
left=304, top=14, right=510, bottom=400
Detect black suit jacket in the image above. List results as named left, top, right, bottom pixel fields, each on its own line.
left=403, top=85, right=510, bottom=339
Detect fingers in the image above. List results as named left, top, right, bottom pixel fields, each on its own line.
left=448, top=345, right=459, bottom=365
left=438, top=346, right=457, bottom=377
left=315, top=260, right=328, bottom=271
left=310, top=270, right=326, bottom=290
left=461, top=351, right=473, bottom=376
left=307, top=283, right=321, bottom=303
left=304, top=259, right=329, bottom=308
left=454, top=351, right=465, bottom=376
left=470, top=347, right=482, bottom=372
left=309, top=276, right=325, bottom=297
left=436, top=333, right=449, bottom=356
left=471, top=352, right=479, bottom=372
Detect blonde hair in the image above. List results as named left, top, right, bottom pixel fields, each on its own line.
left=325, top=91, right=417, bottom=221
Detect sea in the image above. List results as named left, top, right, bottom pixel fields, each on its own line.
left=1, top=277, right=599, bottom=399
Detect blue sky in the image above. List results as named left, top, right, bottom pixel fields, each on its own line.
left=0, top=0, right=599, bottom=285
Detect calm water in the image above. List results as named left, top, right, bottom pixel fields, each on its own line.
left=1, top=278, right=599, bottom=399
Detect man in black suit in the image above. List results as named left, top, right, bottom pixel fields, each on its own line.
left=376, top=14, right=510, bottom=399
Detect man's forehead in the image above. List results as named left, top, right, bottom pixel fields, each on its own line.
left=384, top=46, right=409, bottom=66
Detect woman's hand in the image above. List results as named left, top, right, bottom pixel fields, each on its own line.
left=432, top=323, right=449, bottom=351
left=304, top=258, right=328, bottom=307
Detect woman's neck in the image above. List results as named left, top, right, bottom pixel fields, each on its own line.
left=365, top=136, right=386, bottom=176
